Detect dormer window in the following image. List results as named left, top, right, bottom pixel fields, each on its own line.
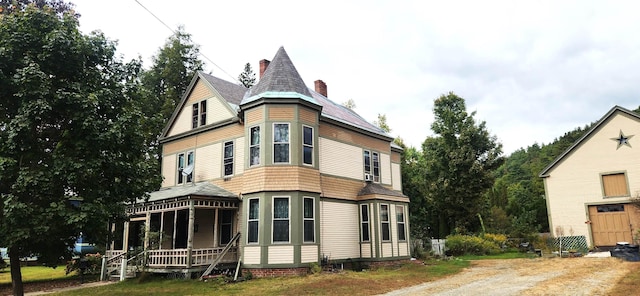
left=192, top=100, right=206, bottom=128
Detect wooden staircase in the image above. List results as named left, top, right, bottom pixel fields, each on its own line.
left=200, top=232, right=241, bottom=280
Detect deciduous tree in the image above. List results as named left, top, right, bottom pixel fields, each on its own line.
left=0, top=5, right=160, bottom=295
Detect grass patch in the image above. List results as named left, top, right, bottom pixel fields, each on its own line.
left=53, top=260, right=469, bottom=296
left=608, top=262, right=640, bottom=295
left=458, top=251, right=538, bottom=260
left=0, top=265, right=74, bottom=284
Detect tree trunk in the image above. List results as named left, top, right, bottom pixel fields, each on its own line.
left=9, top=247, right=24, bottom=296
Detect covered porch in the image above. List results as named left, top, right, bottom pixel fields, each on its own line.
left=105, top=182, right=241, bottom=276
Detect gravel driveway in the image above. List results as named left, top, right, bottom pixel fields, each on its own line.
left=383, top=257, right=635, bottom=296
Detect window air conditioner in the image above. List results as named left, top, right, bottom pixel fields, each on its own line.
left=364, top=173, right=374, bottom=182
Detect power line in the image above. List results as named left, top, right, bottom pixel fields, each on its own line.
left=134, top=0, right=239, bottom=83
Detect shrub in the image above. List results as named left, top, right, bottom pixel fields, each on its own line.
left=309, top=262, right=322, bottom=274
left=481, top=233, right=508, bottom=248
left=445, top=234, right=501, bottom=256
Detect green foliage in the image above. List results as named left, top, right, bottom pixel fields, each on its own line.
left=65, top=253, right=102, bottom=275
left=0, top=4, right=161, bottom=293
left=0, top=259, right=6, bottom=271
left=373, top=113, right=391, bottom=133
left=308, top=262, right=322, bottom=274
left=445, top=234, right=502, bottom=256
left=341, top=98, right=356, bottom=109
left=420, top=92, right=503, bottom=237
left=238, top=62, right=256, bottom=88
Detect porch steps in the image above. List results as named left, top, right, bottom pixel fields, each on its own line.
left=200, top=232, right=241, bottom=280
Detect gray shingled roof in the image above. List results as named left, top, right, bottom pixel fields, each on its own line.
left=242, top=47, right=314, bottom=104
left=200, top=72, right=247, bottom=106
left=142, top=182, right=238, bottom=203
left=310, top=89, right=388, bottom=136
left=357, top=182, right=407, bottom=198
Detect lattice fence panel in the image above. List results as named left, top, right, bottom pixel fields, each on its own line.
left=547, top=235, right=588, bottom=253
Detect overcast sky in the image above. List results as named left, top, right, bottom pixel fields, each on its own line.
left=72, top=0, right=640, bottom=154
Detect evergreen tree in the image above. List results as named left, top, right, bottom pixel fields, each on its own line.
left=237, top=62, right=256, bottom=88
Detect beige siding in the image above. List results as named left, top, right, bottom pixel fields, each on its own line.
left=391, top=163, right=402, bottom=191
left=381, top=153, right=391, bottom=185
left=319, top=176, right=362, bottom=200
left=398, top=242, right=408, bottom=256
left=211, top=143, right=222, bottom=179
left=235, top=137, right=245, bottom=176
left=167, top=106, right=192, bottom=137
left=361, top=244, right=372, bottom=258
left=187, top=79, right=213, bottom=103
left=320, top=201, right=360, bottom=260
left=545, top=112, right=640, bottom=246
left=381, top=243, right=393, bottom=258
left=319, top=138, right=362, bottom=180
left=245, top=107, right=264, bottom=125
left=268, top=245, right=294, bottom=264
left=319, top=124, right=390, bottom=152
left=195, top=144, right=217, bottom=181
left=243, top=246, right=261, bottom=265
left=301, top=245, right=318, bottom=263
left=207, top=96, right=235, bottom=125
left=390, top=205, right=397, bottom=256
left=268, top=106, right=294, bottom=120
left=162, top=154, right=177, bottom=187
left=299, top=108, right=318, bottom=124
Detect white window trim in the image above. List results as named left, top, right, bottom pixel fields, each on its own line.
left=380, top=203, right=391, bottom=242
left=273, top=122, right=291, bottom=164
left=249, top=125, right=261, bottom=167
left=396, top=205, right=406, bottom=241
left=302, top=125, right=314, bottom=166
left=372, top=151, right=380, bottom=183
left=223, top=140, right=234, bottom=177
left=192, top=100, right=207, bottom=128
left=177, top=150, right=194, bottom=184
left=360, top=204, right=370, bottom=242
left=272, top=196, right=291, bottom=244
left=247, top=198, right=259, bottom=244
left=303, top=196, right=315, bottom=243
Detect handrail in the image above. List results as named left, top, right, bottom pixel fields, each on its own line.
left=199, top=232, right=241, bottom=280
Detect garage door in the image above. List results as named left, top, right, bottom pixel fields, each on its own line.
left=588, top=204, right=632, bottom=247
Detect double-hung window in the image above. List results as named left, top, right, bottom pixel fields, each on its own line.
left=303, top=126, right=313, bottom=165
left=303, top=197, right=315, bottom=242
left=380, top=204, right=390, bottom=241
left=273, top=197, right=290, bottom=243
left=363, top=150, right=380, bottom=182
left=224, top=141, right=234, bottom=176
left=273, top=123, right=290, bottom=163
left=250, top=126, right=260, bottom=166
left=192, top=101, right=207, bottom=128
left=396, top=205, right=406, bottom=241
left=177, top=151, right=194, bottom=184
left=247, top=199, right=259, bottom=244
left=361, top=204, right=370, bottom=242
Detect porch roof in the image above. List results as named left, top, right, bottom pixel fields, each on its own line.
left=143, top=182, right=238, bottom=203
left=357, top=183, right=408, bottom=199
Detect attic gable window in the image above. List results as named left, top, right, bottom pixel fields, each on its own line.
left=602, top=172, right=629, bottom=197
left=192, top=100, right=206, bottom=128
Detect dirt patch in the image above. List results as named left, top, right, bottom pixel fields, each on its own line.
left=383, top=257, right=637, bottom=296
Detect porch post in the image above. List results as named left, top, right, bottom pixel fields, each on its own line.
left=159, top=211, right=165, bottom=250
left=187, top=200, right=195, bottom=269
left=172, top=209, right=178, bottom=249
left=213, top=208, right=219, bottom=247
left=122, top=221, right=130, bottom=252
left=144, top=212, right=151, bottom=250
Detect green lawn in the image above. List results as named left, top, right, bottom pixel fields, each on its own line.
left=53, top=260, right=470, bottom=296
left=0, top=265, right=74, bottom=284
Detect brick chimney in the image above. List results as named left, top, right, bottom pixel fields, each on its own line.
left=314, top=80, right=327, bottom=97
left=259, top=59, right=270, bottom=79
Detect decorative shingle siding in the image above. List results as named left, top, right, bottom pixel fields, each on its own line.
left=268, top=106, right=294, bottom=120
left=163, top=137, right=197, bottom=155
left=319, top=124, right=389, bottom=152
left=319, top=176, right=363, bottom=201
left=299, top=107, right=318, bottom=124
left=391, top=151, right=401, bottom=163
left=212, top=175, right=244, bottom=195
left=246, top=107, right=264, bottom=124
left=187, top=79, right=213, bottom=103
left=320, top=201, right=360, bottom=260
left=241, top=167, right=321, bottom=194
